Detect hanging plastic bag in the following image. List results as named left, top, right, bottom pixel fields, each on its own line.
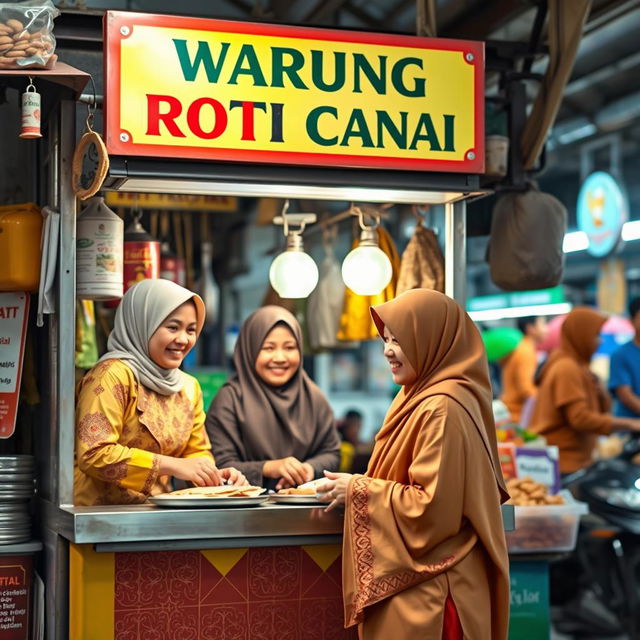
left=486, top=184, right=567, bottom=291
left=0, top=1, right=60, bottom=70
left=307, top=241, right=345, bottom=350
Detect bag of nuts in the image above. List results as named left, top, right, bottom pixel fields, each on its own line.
left=0, top=0, right=60, bottom=70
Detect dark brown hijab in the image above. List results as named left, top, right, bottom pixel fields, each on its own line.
left=206, top=306, right=339, bottom=485
left=370, top=288, right=508, bottom=501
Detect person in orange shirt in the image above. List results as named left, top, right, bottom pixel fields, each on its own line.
left=529, top=307, right=640, bottom=474
left=500, top=316, right=548, bottom=424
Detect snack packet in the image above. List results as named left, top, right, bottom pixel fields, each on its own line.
left=0, top=0, right=60, bottom=70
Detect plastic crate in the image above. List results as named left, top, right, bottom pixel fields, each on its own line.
left=506, top=490, right=589, bottom=554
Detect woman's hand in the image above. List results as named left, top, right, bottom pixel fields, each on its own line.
left=316, top=470, right=353, bottom=512
left=158, top=455, right=222, bottom=486
left=263, top=457, right=314, bottom=489
left=219, top=467, right=248, bottom=486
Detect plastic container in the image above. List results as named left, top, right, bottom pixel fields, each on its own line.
left=485, top=134, right=509, bottom=177
left=76, top=197, right=124, bottom=300
left=0, top=203, right=43, bottom=292
left=505, top=490, right=589, bottom=554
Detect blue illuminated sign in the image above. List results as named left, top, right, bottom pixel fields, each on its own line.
left=577, top=171, right=628, bottom=258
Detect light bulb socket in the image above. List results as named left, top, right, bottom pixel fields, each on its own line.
left=358, top=227, right=378, bottom=247
left=286, top=232, right=304, bottom=251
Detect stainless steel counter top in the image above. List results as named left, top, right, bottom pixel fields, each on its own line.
left=41, top=500, right=514, bottom=551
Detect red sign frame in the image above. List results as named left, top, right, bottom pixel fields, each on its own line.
left=104, top=11, right=485, bottom=173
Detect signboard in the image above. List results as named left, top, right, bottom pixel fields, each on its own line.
left=508, top=561, right=550, bottom=640
left=577, top=171, right=628, bottom=258
left=0, top=555, right=32, bottom=639
left=467, top=286, right=565, bottom=313
left=0, top=293, right=29, bottom=439
left=515, top=446, right=561, bottom=494
left=104, top=192, right=237, bottom=212
left=104, top=11, right=484, bottom=173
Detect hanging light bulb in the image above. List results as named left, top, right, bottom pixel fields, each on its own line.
left=341, top=207, right=392, bottom=296
left=269, top=202, right=319, bottom=298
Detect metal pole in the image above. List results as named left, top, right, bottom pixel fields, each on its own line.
left=56, top=98, right=77, bottom=507
left=444, top=200, right=467, bottom=305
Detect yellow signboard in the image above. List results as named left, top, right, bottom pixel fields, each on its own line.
left=104, top=192, right=237, bottom=212
left=105, top=11, right=484, bottom=173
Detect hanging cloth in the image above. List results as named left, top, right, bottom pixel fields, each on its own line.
left=337, top=227, right=401, bottom=342
left=307, top=240, right=346, bottom=350
left=396, top=222, right=444, bottom=294
left=37, top=206, right=60, bottom=327
left=521, top=0, right=592, bottom=170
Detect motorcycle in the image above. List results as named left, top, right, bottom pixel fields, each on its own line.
left=551, top=438, right=640, bottom=639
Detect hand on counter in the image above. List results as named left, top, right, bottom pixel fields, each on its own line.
left=263, top=457, right=314, bottom=490
left=219, top=467, right=248, bottom=486
left=158, top=454, right=222, bottom=486
left=317, top=470, right=353, bottom=512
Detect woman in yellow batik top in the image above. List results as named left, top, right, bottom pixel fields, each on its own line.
left=74, top=278, right=245, bottom=506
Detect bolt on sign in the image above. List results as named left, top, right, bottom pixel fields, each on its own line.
left=104, top=11, right=484, bottom=173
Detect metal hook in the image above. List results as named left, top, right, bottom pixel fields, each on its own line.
left=84, top=74, right=98, bottom=132
left=354, top=206, right=380, bottom=231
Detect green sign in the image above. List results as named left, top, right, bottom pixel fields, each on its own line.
left=508, top=561, right=550, bottom=640
left=467, top=286, right=565, bottom=313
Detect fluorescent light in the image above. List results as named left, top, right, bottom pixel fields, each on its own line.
left=563, top=231, right=589, bottom=253
left=562, top=221, right=640, bottom=253
left=112, top=178, right=468, bottom=205
left=556, top=123, right=597, bottom=146
left=469, top=303, right=573, bottom=322
left=622, top=220, right=640, bottom=241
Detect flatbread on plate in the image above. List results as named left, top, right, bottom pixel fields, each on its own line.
left=167, top=485, right=265, bottom=498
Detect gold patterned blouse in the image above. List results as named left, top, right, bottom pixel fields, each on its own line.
left=74, top=359, right=213, bottom=506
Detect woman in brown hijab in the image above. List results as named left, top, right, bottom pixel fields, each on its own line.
left=205, top=306, right=340, bottom=490
left=529, top=307, right=640, bottom=474
left=319, top=289, right=510, bottom=640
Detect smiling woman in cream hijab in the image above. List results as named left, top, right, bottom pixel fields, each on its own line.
left=319, top=289, right=510, bottom=640
left=74, top=279, right=245, bottom=506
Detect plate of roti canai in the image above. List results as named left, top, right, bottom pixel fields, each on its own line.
left=269, top=480, right=327, bottom=506
left=148, top=485, right=268, bottom=508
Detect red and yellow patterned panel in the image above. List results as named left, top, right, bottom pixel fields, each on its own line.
left=70, top=543, right=358, bottom=640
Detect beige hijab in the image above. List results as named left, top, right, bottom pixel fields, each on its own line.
left=99, top=278, right=205, bottom=395
left=370, top=288, right=508, bottom=500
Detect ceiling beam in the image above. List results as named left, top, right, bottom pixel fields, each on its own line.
left=344, top=2, right=383, bottom=29
left=303, top=0, right=349, bottom=23
left=440, top=0, right=532, bottom=39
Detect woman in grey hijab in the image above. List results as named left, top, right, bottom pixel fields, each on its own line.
left=206, top=306, right=340, bottom=490
left=75, top=279, right=245, bottom=506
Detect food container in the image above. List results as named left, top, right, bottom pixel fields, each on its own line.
left=506, top=490, right=589, bottom=554
left=0, top=203, right=43, bottom=292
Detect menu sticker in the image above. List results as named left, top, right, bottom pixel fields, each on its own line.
left=0, top=293, right=30, bottom=439
left=0, top=555, right=31, bottom=640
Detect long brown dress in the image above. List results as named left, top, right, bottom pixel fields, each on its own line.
left=529, top=307, right=613, bottom=473
left=341, top=289, right=510, bottom=640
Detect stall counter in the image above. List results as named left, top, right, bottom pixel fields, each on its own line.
left=48, top=500, right=513, bottom=639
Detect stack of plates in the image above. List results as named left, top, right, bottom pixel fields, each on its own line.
left=0, top=456, right=35, bottom=544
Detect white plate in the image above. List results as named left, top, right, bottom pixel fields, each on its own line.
left=148, top=495, right=269, bottom=508
left=269, top=494, right=325, bottom=505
